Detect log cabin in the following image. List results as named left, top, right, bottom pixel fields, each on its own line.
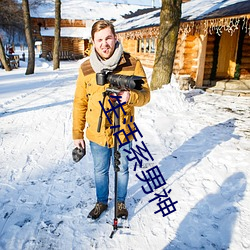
left=30, top=1, right=152, bottom=61
left=115, top=0, right=250, bottom=93
left=31, top=18, right=92, bottom=60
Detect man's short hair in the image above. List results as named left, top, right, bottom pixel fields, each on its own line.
left=91, top=20, right=116, bottom=40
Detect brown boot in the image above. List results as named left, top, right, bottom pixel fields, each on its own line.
left=117, top=202, right=128, bottom=219
left=87, top=202, right=108, bottom=220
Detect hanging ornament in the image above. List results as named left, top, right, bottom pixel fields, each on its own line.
left=179, top=15, right=250, bottom=37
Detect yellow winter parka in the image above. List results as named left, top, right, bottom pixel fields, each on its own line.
left=72, top=52, right=150, bottom=148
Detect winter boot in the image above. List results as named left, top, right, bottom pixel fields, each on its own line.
left=117, top=202, right=128, bottom=219
left=87, top=202, right=108, bottom=220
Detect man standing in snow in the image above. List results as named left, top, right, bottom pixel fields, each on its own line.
left=72, top=20, right=150, bottom=220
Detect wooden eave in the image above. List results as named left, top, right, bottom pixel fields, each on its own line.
left=117, top=13, right=250, bottom=39
left=31, top=17, right=87, bottom=28
left=179, top=14, right=250, bottom=36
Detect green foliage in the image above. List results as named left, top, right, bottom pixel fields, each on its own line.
left=234, top=63, right=240, bottom=80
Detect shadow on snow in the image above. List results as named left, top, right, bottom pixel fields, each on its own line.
left=128, top=118, right=240, bottom=215
left=0, top=100, right=73, bottom=117
left=164, top=172, right=247, bottom=249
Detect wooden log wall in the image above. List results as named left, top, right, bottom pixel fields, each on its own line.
left=173, top=34, right=185, bottom=75
left=120, top=31, right=200, bottom=77
left=183, top=35, right=198, bottom=79
left=61, top=38, right=74, bottom=52
left=120, top=39, right=137, bottom=54
left=32, top=18, right=86, bottom=29
left=120, top=38, right=156, bottom=68
left=72, top=38, right=87, bottom=55
left=173, top=34, right=199, bottom=80
left=41, top=37, right=53, bottom=57
left=134, top=53, right=155, bottom=68
left=41, top=37, right=86, bottom=58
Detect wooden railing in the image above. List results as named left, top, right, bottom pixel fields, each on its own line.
left=46, top=51, right=83, bottom=61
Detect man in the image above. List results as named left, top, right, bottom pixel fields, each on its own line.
left=73, top=20, right=150, bottom=220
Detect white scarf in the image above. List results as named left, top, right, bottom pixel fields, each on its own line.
left=90, top=41, right=123, bottom=73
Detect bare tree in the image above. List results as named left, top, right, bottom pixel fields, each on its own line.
left=53, top=0, right=61, bottom=70
left=151, top=0, right=182, bottom=90
left=22, top=0, right=35, bottom=75
left=0, top=0, right=23, bottom=71
left=0, top=0, right=24, bottom=38
left=0, top=37, right=11, bottom=71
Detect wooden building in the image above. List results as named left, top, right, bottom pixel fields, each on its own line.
left=31, top=18, right=92, bottom=59
left=115, top=0, right=250, bottom=88
left=30, top=1, right=153, bottom=61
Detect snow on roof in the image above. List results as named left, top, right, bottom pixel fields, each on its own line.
left=182, top=0, right=250, bottom=21
left=40, top=27, right=92, bottom=39
left=114, top=0, right=250, bottom=32
left=114, top=8, right=160, bottom=32
left=30, top=0, right=151, bottom=20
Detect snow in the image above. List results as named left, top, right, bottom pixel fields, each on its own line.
left=0, top=48, right=250, bottom=249
left=114, top=9, right=160, bottom=32
left=30, top=0, right=152, bottom=20
left=182, top=0, right=249, bottom=21
left=93, top=0, right=161, bottom=7
left=40, top=27, right=92, bottom=39
left=114, top=0, right=249, bottom=32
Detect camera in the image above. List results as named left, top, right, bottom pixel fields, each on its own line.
left=96, top=70, right=144, bottom=90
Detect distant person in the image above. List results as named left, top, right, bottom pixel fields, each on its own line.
left=8, top=46, right=14, bottom=54
left=72, top=20, right=150, bottom=220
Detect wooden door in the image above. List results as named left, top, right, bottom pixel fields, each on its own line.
left=216, top=30, right=239, bottom=78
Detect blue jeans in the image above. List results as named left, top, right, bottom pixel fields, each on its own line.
left=90, top=141, right=132, bottom=205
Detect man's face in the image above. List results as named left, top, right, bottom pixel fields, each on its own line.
left=93, top=27, right=117, bottom=60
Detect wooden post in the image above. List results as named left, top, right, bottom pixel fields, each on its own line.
left=195, top=32, right=207, bottom=88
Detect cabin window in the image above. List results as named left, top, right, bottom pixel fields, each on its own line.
left=150, top=38, right=155, bottom=53
left=137, top=38, right=156, bottom=54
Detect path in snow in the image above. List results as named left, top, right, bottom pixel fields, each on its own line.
left=0, top=59, right=250, bottom=249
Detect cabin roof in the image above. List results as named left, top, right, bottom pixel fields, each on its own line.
left=182, top=0, right=250, bottom=21
left=40, top=27, right=91, bottom=39
left=115, top=0, right=250, bottom=32
left=30, top=0, right=151, bottom=20
left=115, top=8, right=160, bottom=33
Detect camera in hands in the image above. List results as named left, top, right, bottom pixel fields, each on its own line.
left=96, top=70, right=144, bottom=90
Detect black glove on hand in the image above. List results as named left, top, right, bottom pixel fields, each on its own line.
left=72, top=146, right=86, bottom=162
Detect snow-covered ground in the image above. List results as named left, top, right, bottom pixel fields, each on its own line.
left=0, top=50, right=249, bottom=250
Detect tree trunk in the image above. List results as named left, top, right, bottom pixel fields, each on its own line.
left=22, top=0, right=35, bottom=75
left=53, top=0, right=61, bottom=70
left=151, top=0, right=182, bottom=90
left=0, top=37, right=11, bottom=71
